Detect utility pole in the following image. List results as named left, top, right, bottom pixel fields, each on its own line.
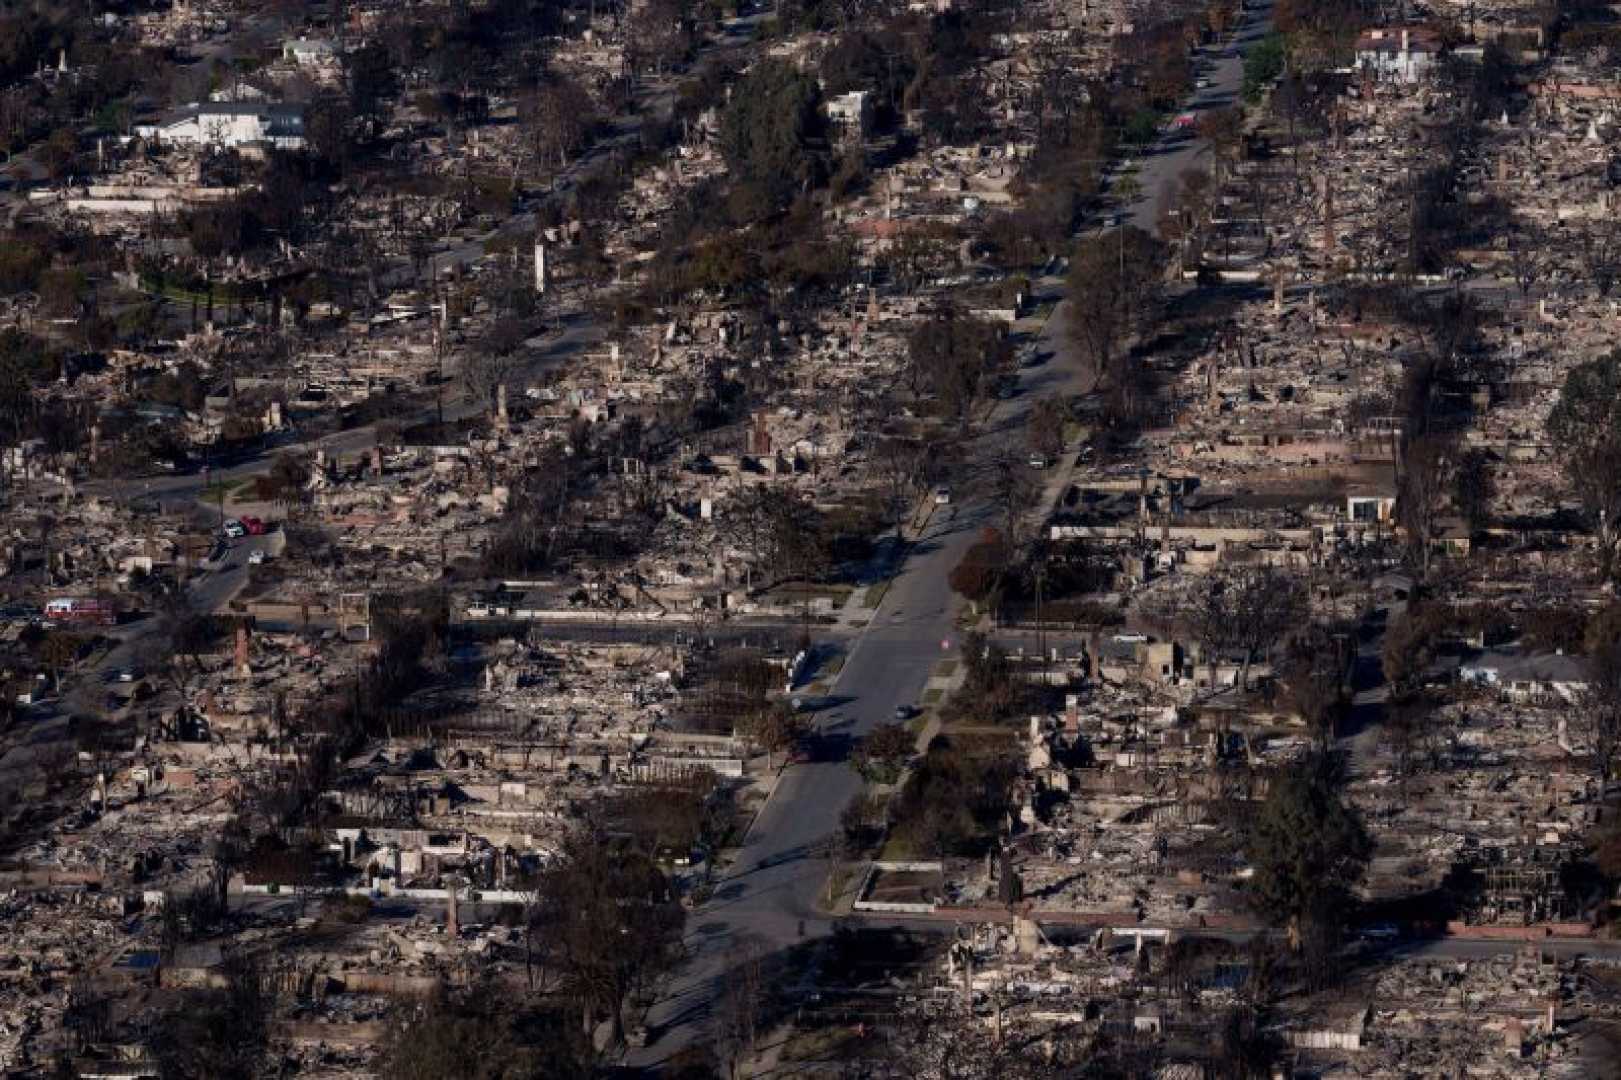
left=1034, top=562, right=1047, bottom=688
left=432, top=291, right=447, bottom=427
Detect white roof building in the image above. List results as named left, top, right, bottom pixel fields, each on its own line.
left=283, top=37, right=338, bottom=66
left=134, top=102, right=305, bottom=150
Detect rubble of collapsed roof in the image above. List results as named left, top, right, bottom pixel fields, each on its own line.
left=9, top=0, right=1621, bottom=1071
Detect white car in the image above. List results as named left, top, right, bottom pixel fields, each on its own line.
left=933, top=486, right=952, bottom=505
left=221, top=520, right=247, bottom=539
left=247, top=550, right=267, bottom=565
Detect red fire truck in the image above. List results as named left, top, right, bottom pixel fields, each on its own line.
left=43, top=597, right=118, bottom=627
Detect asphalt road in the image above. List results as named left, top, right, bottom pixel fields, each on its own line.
left=625, top=5, right=1285, bottom=1066
left=1122, top=2, right=1271, bottom=234
left=55, top=530, right=280, bottom=715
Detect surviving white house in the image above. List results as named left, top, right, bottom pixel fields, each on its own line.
left=134, top=102, right=306, bottom=150
left=1457, top=649, right=1590, bottom=704
left=1354, top=27, right=1443, bottom=83
left=282, top=37, right=338, bottom=66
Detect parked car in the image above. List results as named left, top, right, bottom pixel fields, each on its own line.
left=894, top=704, right=915, bottom=721
left=247, top=550, right=267, bottom=565
left=238, top=515, right=267, bottom=535
left=933, top=486, right=952, bottom=505
left=1029, top=454, right=1050, bottom=469
left=221, top=520, right=247, bottom=539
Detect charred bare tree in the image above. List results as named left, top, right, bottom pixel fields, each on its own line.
left=1547, top=352, right=1621, bottom=581
left=1581, top=640, right=1621, bottom=787
left=1396, top=434, right=1456, bottom=581
left=528, top=829, right=685, bottom=1046
left=1581, top=217, right=1621, bottom=298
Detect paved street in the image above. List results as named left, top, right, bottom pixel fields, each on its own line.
left=1122, top=1, right=1269, bottom=233
left=626, top=5, right=1281, bottom=1068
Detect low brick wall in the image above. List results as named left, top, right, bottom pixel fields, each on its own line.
left=1443, top=921, right=1594, bottom=940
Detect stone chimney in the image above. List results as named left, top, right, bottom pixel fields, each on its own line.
left=1322, top=173, right=1336, bottom=253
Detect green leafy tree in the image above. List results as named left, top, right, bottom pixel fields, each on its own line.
left=1242, top=33, right=1287, bottom=103
left=1244, top=762, right=1371, bottom=926
left=348, top=42, right=397, bottom=121
left=720, top=59, right=827, bottom=219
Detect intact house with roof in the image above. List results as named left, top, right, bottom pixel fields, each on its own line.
left=1355, top=27, right=1443, bottom=83
left=282, top=37, right=338, bottom=66
left=1457, top=648, right=1590, bottom=704
left=134, top=102, right=305, bottom=151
